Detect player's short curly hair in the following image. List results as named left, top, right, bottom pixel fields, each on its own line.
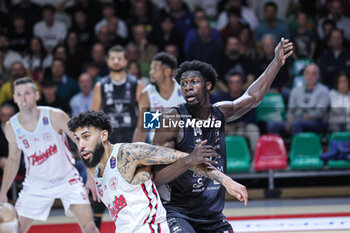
left=174, top=60, right=218, bottom=90
left=68, top=111, right=113, bottom=135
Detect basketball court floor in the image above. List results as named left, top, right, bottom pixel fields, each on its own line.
left=26, top=196, right=350, bottom=233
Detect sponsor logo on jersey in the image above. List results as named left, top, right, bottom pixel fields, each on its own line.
left=110, top=156, right=116, bottom=168
left=108, top=195, right=127, bottom=222
left=43, top=116, right=49, bottom=125
left=143, top=110, right=161, bottom=129
left=29, top=144, right=58, bottom=166
left=109, top=177, right=118, bottom=190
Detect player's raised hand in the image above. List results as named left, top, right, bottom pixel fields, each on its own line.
left=224, top=179, right=248, bottom=206
left=274, top=37, right=293, bottom=66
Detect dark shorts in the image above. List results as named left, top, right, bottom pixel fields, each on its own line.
left=167, top=215, right=233, bottom=233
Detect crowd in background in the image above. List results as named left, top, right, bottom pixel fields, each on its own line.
left=0, top=0, right=350, bottom=167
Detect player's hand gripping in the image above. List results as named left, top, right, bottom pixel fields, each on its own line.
left=224, top=179, right=248, bottom=206
left=274, top=37, right=293, bottom=66
left=185, top=140, right=220, bottom=167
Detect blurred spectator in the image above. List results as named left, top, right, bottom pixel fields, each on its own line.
left=64, top=31, right=88, bottom=79
left=0, top=34, right=23, bottom=71
left=0, top=10, right=7, bottom=34
left=0, top=61, right=28, bottom=106
left=0, top=50, right=7, bottom=83
left=238, top=24, right=257, bottom=59
left=220, top=7, right=246, bottom=44
left=95, top=3, right=128, bottom=40
left=33, top=4, right=67, bottom=52
left=49, top=58, right=79, bottom=100
left=184, top=9, right=222, bottom=54
left=211, top=71, right=259, bottom=152
left=95, top=25, right=114, bottom=51
left=89, top=43, right=109, bottom=77
left=317, top=0, right=350, bottom=40
left=186, top=19, right=221, bottom=68
left=38, top=78, right=70, bottom=114
left=194, top=0, right=220, bottom=20
left=328, top=72, right=350, bottom=131
left=70, top=10, right=94, bottom=49
left=23, top=37, right=52, bottom=81
left=106, top=17, right=128, bottom=46
left=7, top=15, right=32, bottom=54
left=69, top=72, right=93, bottom=116
left=319, top=29, right=350, bottom=88
left=217, top=36, right=253, bottom=84
left=217, top=0, right=259, bottom=30
left=152, top=14, right=183, bottom=51
left=132, top=24, right=158, bottom=64
left=165, top=44, right=184, bottom=64
left=125, top=42, right=150, bottom=78
left=85, top=62, right=101, bottom=84
left=0, top=103, right=16, bottom=173
left=254, top=2, right=289, bottom=48
left=128, top=0, right=160, bottom=36
left=63, top=0, right=102, bottom=27
left=52, top=44, right=67, bottom=64
left=254, top=35, right=290, bottom=91
left=291, top=11, right=317, bottom=60
left=8, top=0, right=42, bottom=30
left=248, top=0, right=291, bottom=22
left=315, top=19, right=336, bottom=60
left=167, top=0, right=194, bottom=37
left=127, top=60, right=150, bottom=87
left=267, top=63, right=329, bottom=136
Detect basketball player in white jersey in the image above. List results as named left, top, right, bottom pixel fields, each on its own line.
left=0, top=203, right=18, bottom=233
left=0, top=77, right=99, bottom=233
left=133, top=52, right=185, bottom=143
left=68, top=110, right=248, bottom=233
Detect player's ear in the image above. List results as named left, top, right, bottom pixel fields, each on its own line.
left=206, top=81, right=212, bottom=91
left=35, top=91, right=40, bottom=101
left=100, top=129, right=109, bottom=142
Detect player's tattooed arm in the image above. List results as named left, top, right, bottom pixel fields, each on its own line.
left=130, top=166, right=152, bottom=185
left=117, top=142, right=219, bottom=183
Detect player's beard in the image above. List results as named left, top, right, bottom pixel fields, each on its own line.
left=110, top=67, right=125, bottom=73
left=82, top=140, right=105, bottom=168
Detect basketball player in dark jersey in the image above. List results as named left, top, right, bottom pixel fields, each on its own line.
left=153, top=38, right=293, bottom=232
left=91, top=45, right=143, bottom=228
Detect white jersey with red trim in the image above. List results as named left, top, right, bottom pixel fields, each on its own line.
left=146, top=80, right=185, bottom=113
left=95, top=144, right=169, bottom=233
left=146, top=80, right=185, bottom=142
left=10, top=106, right=76, bottom=182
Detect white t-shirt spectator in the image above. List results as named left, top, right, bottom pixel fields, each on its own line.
left=33, top=21, right=67, bottom=49
left=95, top=18, right=128, bottom=39
left=3, top=50, right=23, bottom=71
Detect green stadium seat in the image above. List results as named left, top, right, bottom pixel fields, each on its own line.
left=226, top=136, right=250, bottom=173
left=256, top=92, right=285, bottom=123
left=327, top=132, right=350, bottom=169
left=290, top=133, right=324, bottom=170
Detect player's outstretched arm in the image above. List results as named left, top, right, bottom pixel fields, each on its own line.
left=192, top=165, right=248, bottom=205
left=0, top=123, right=22, bottom=203
left=215, top=38, right=293, bottom=122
